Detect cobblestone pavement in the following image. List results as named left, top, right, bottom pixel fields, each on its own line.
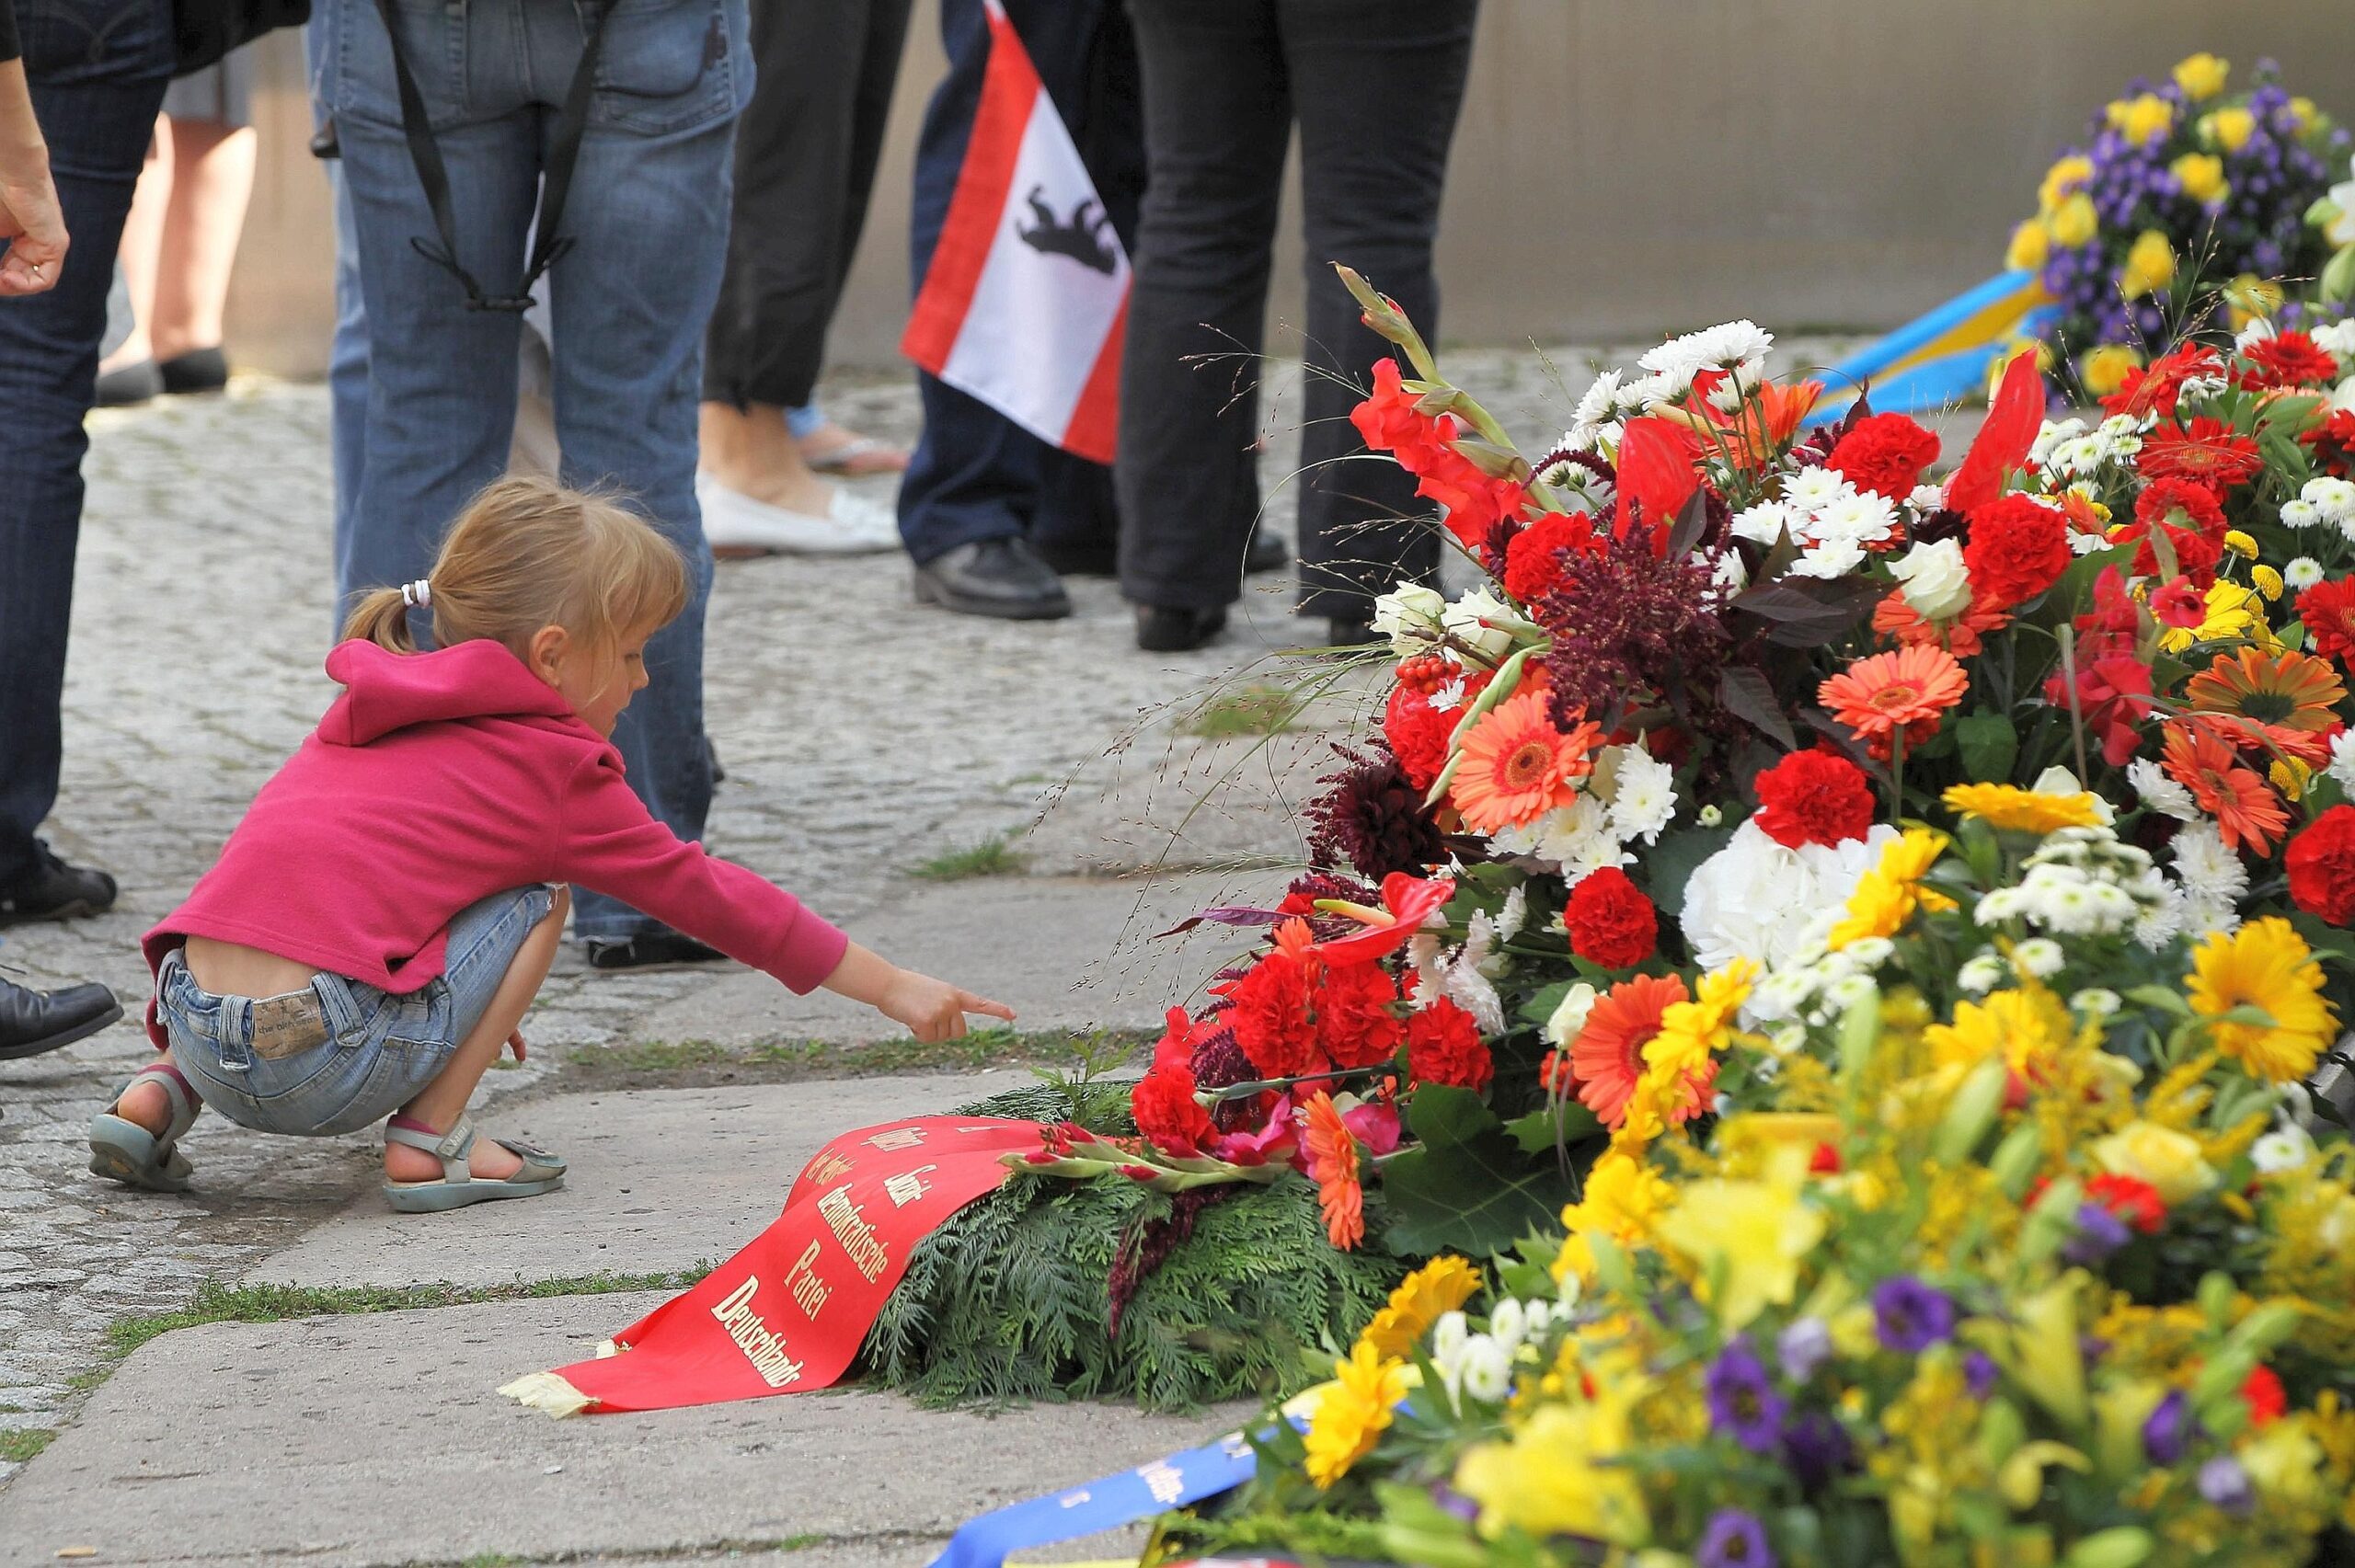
left=0, top=336, right=1868, bottom=1479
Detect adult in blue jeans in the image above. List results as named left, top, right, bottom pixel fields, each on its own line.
left=0, top=0, right=173, bottom=932
left=317, top=0, right=751, bottom=968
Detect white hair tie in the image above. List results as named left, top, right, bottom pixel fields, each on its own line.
left=400, top=578, right=432, bottom=609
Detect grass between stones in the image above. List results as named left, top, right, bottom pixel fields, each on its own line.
left=561, top=1026, right=1154, bottom=1090
left=1181, top=681, right=1305, bottom=739
left=910, top=831, right=1027, bottom=880
left=0, top=1429, right=54, bottom=1462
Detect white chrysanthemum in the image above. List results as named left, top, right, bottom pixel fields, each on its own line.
left=2031, top=418, right=2087, bottom=465
left=2304, top=475, right=2355, bottom=527
left=1681, top=818, right=1895, bottom=971
left=1495, top=885, right=1528, bottom=943
left=1730, top=499, right=1798, bottom=545
left=2013, top=938, right=2066, bottom=978
left=2286, top=555, right=2326, bottom=590
left=1571, top=369, right=1624, bottom=434
left=1907, top=481, right=1948, bottom=513
left=2331, top=727, right=2355, bottom=795
left=1812, top=487, right=1899, bottom=546
left=1710, top=546, right=1749, bottom=595
left=1613, top=372, right=1681, bottom=412
left=1747, top=966, right=1821, bottom=1025
left=2281, top=497, right=2324, bottom=531
left=2096, top=412, right=2149, bottom=443
left=2072, top=987, right=2122, bottom=1016
left=1790, top=537, right=1867, bottom=579
left=2177, top=373, right=2232, bottom=406
left=2252, top=1123, right=2317, bottom=1173
left=2171, top=818, right=2249, bottom=905
left=2128, top=758, right=2200, bottom=820
left=1782, top=465, right=1848, bottom=514
left=1958, top=952, right=2006, bottom=994
left=1604, top=748, right=1677, bottom=844
left=1430, top=676, right=1467, bottom=712
left=2133, top=881, right=2188, bottom=951
left=2313, top=319, right=2355, bottom=359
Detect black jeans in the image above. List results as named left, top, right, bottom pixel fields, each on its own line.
left=0, top=0, right=176, bottom=886
left=1116, top=0, right=1476, bottom=619
left=704, top=0, right=915, bottom=409
left=895, top=0, right=1143, bottom=566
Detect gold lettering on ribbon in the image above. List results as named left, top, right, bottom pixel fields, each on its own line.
left=708, top=1276, right=806, bottom=1389
left=883, top=1164, right=938, bottom=1208
left=803, top=1150, right=856, bottom=1187
left=781, top=1237, right=831, bottom=1318
left=863, top=1128, right=927, bottom=1152
left=816, top=1184, right=891, bottom=1283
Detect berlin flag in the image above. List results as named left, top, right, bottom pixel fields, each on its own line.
left=901, top=0, right=1128, bottom=465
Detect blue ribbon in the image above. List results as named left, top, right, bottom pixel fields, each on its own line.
left=926, top=1426, right=1272, bottom=1568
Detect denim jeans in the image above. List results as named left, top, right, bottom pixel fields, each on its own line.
left=895, top=0, right=1141, bottom=566
left=162, top=885, right=557, bottom=1136
left=317, top=0, right=750, bottom=940
left=0, top=0, right=176, bottom=887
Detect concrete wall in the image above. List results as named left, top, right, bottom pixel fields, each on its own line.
left=224, top=2, right=2355, bottom=379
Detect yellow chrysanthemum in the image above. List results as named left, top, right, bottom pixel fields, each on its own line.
left=1553, top=1150, right=1672, bottom=1287
left=2292, top=97, right=2318, bottom=132
left=2273, top=757, right=2313, bottom=801
left=2108, top=93, right=2176, bottom=144
left=2224, top=529, right=2259, bottom=559
left=1303, top=1339, right=1411, bottom=1488
left=1941, top=782, right=2101, bottom=835
left=2172, top=152, right=2229, bottom=203
left=2206, top=106, right=2257, bottom=153
left=1653, top=1153, right=1826, bottom=1331
left=2039, top=155, right=2094, bottom=212
left=2121, top=230, right=2177, bottom=300
left=2049, top=191, right=2099, bottom=247
left=2005, top=218, right=2051, bottom=271
left=2079, top=343, right=2142, bottom=397
left=1925, top=986, right=2071, bottom=1075
left=1830, top=829, right=1956, bottom=950
left=1454, top=1387, right=1649, bottom=1545
left=2187, top=917, right=2338, bottom=1082
left=1359, top=1254, right=1482, bottom=1357
left=2254, top=563, right=2285, bottom=601
left=2174, top=52, right=2229, bottom=100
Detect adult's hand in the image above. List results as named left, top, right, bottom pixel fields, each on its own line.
left=0, top=59, right=66, bottom=296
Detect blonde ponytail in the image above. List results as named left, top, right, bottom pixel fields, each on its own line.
left=341, top=585, right=420, bottom=652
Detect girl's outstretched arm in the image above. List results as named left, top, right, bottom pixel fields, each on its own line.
left=821, top=943, right=1015, bottom=1044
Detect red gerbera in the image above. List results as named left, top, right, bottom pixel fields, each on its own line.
left=1563, top=866, right=1659, bottom=969
left=1826, top=412, right=1941, bottom=500
left=2303, top=408, right=2355, bottom=478
left=1383, top=684, right=1454, bottom=793
left=2101, top=343, right=2223, bottom=420
left=1752, top=746, right=1877, bottom=849
left=1221, top=947, right=1323, bottom=1080
left=2160, top=719, right=2290, bottom=855
left=1406, top=998, right=1493, bottom=1091
left=2138, top=417, right=2264, bottom=492
left=2120, top=477, right=2229, bottom=587
left=1315, top=959, right=1406, bottom=1070
left=2300, top=578, right=2355, bottom=666
left=2240, top=331, right=2341, bottom=391
left=1502, top=508, right=1596, bottom=605
left=1963, top=494, right=2073, bottom=611
left=2085, top=1172, right=2168, bottom=1235
left=2288, top=805, right=2355, bottom=926
left=1569, top=973, right=1687, bottom=1129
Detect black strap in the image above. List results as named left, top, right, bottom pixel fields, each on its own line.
left=368, top=0, right=615, bottom=313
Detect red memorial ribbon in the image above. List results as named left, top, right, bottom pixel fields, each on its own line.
left=502, top=1116, right=1042, bottom=1415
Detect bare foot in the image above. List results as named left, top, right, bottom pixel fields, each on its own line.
left=798, top=419, right=909, bottom=476
left=699, top=402, right=844, bottom=517
left=384, top=1124, right=525, bottom=1184
left=113, top=1077, right=174, bottom=1136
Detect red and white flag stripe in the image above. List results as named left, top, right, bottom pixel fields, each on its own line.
left=901, top=0, right=1128, bottom=465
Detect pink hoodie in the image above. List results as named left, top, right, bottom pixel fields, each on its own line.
left=143, top=639, right=848, bottom=1045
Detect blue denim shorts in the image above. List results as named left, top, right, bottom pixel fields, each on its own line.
left=159, top=886, right=557, bottom=1137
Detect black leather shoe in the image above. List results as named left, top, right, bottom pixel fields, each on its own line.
left=0, top=843, right=118, bottom=927
left=0, top=977, right=124, bottom=1061
left=94, top=360, right=162, bottom=407
left=158, top=346, right=230, bottom=395
left=1245, top=528, right=1291, bottom=575
left=1031, top=538, right=1117, bottom=577
left=582, top=931, right=728, bottom=971
left=913, top=538, right=1072, bottom=620
left=1134, top=603, right=1228, bottom=653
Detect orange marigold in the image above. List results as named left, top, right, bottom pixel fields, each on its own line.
left=1448, top=688, right=1602, bottom=834
left=2162, top=719, right=2291, bottom=855
left=1301, top=1092, right=1364, bottom=1251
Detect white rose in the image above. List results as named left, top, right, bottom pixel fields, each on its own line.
left=1545, top=981, right=1600, bottom=1048
left=1443, top=587, right=1517, bottom=661
left=1373, top=582, right=1447, bottom=656
left=1888, top=538, right=1973, bottom=621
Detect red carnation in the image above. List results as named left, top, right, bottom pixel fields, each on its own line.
left=2243, top=1365, right=2287, bottom=1428
left=1502, top=509, right=1595, bottom=605
left=1221, top=951, right=1323, bottom=1080
left=2138, top=417, right=2264, bottom=492
left=2240, top=331, right=2340, bottom=390
left=1407, top=998, right=1493, bottom=1091
left=1962, top=495, right=2073, bottom=611
left=2287, top=805, right=2355, bottom=926
left=1315, top=959, right=1407, bottom=1070
left=1131, top=1064, right=1215, bottom=1155
left=1563, top=866, right=1658, bottom=970
left=1383, top=684, right=1454, bottom=792
left=2299, top=578, right=2355, bottom=666
left=2085, top=1172, right=2168, bottom=1235
left=1827, top=412, right=1942, bottom=499
left=2121, top=477, right=2228, bottom=587
left=1752, top=745, right=1878, bottom=849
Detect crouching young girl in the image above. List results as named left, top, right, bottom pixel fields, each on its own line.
left=88, top=478, right=1010, bottom=1212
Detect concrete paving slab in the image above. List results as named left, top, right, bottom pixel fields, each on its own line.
left=0, top=1293, right=1245, bottom=1568
left=252, top=1072, right=1033, bottom=1290
left=636, top=871, right=1292, bottom=1048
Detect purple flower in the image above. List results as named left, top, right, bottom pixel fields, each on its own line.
left=1873, top=1276, right=1957, bottom=1353
left=2142, top=1389, right=2195, bottom=1466
left=2199, top=1454, right=2254, bottom=1515
left=1777, top=1317, right=1832, bottom=1384
left=1783, top=1409, right=1855, bottom=1494
left=1705, top=1339, right=1786, bottom=1454
left=1697, top=1507, right=1777, bottom=1568
left=1962, top=1350, right=1999, bottom=1401
left=2063, top=1200, right=2131, bottom=1265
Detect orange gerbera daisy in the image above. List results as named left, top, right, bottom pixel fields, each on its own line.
left=1819, top=646, right=1969, bottom=750
left=1682, top=374, right=1826, bottom=471
left=1570, top=973, right=1689, bottom=1129
left=1449, top=689, right=1602, bottom=834
left=2185, top=647, right=2345, bottom=764
left=1301, top=1092, right=1364, bottom=1250
left=2162, top=719, right=2290, bottom=854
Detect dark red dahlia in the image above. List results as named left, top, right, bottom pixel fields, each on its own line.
left=1537, top=524, right=1729, bottom=733
left=1307, top=745, right=1448, bottom=881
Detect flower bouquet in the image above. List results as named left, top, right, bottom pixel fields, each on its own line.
left=2003, top=52, right=2348, bottom=402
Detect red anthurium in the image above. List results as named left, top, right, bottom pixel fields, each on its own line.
left=1613, top=416, right=1703, bottom=539
left=1312, top=873, right=1457, bottom=964
left=1945, top=351, right=2047, bottom=514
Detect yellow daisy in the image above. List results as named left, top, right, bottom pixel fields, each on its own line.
left=1941, top=782, right=2101, bottom=835
left=1830, top=829, right=1956, bottom=949
left=2186, top=917, right=2338, bottom=1082
left=1359, top=1254, right=1482, bottom=1357
left=1304, top=1339, right=1411, bottom=1488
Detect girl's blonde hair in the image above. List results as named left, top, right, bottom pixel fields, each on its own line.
left=341, top=477, right=690, bottom=660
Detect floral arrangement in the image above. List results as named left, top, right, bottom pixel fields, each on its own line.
left=2002, top=52, right=2348, bottom=402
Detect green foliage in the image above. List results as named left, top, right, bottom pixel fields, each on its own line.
left=865, top=1082, right=1405, bottom=1411
left=911, top=832, right=1027, bottom=880
left=1956, top=709, right=2020, bottom=784
left=0, top=1428, right=54, bottom=1463
left=1379, top=1086, right=1580, bottom=1256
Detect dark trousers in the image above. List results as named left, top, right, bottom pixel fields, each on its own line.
left=896, top=0, right=1143, bottom=566
left=1117, top=0, right=1476, bottom=618
left=0, top=0, right=177, bottom=886
left=705, top=0, right=914, bottom=409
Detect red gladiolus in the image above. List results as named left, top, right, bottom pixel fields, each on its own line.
left=2287, top=805, right=2355, bottom=926
left=1131, top=1063, right=1216, bottom=1156
left=2044, top=654, right=2157, bottom=768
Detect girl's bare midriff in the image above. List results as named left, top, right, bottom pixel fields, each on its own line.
left=183, top=935, right=319, bottom=1001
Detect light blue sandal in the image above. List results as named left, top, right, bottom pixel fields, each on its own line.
left=383, top=1115, right=567, bottom=1213
left=88, top=1062, right=201, bottom=1193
